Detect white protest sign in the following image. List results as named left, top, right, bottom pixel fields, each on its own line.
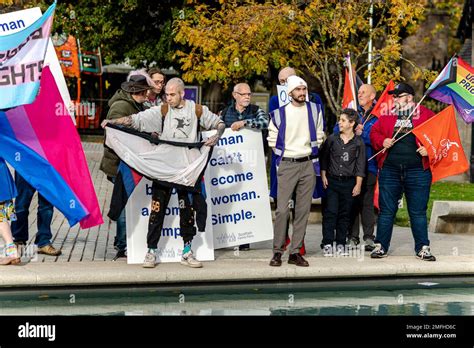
left=277, top=84, right=291, bottom=108
left=0, top=7, right=73, bottom=120
left=126, top=179, right=214, bottom=264
left=202, top=128, right=273, bottom=249
left=277, top=84, right=309, bottom=108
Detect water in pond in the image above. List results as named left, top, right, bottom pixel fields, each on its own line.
left=0, top=278, right=472, bottom=316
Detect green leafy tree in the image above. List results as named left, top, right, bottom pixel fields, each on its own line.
left=173, top=1, right=301, bottom=88
left=5, top=0, right=178, bottom=67
left=174, top=0, right=463, bottom=116
left=299, top=0, right=433, bottom=115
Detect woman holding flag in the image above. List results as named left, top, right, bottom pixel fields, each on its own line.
left=369, top=83, right=436, bottom=261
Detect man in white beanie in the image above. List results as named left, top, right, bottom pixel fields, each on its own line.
left=267, top=76, right=325, bottom=267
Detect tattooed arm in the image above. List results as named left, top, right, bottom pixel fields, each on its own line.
left=101, top=116, right=133, bottom=128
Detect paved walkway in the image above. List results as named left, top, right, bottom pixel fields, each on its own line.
left=1, top=142, right=473, bottom=288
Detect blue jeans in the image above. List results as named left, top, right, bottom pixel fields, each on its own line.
left=115, top=209, right=127, bottom=251
left=111, top=177, right=127, bottom=251
left=375, top=164, right=432, bottom=254
left=11, top=172, right=53, bottom=247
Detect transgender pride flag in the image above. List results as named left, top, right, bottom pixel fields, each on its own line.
left=0, top=66, right=103, bottom=229
left=0, top=1, right=55, bottom=109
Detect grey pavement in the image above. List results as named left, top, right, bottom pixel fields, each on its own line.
left=1, top=142, right=473, bottom=289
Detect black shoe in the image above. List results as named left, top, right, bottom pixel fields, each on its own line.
left=14, top=241, right=26, bottom=257
left=416, top=246, right=436, bottom=261
left=288, top=253, right=309, bottom=267
left=370, top=243, right=387, bottom=258
left=239, top=244, right=250, bottom=251
left=112, top=249, right=127, bottom=261
left=269, top=252, right=282, bottom=267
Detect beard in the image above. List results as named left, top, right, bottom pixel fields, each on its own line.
left=292, top=94, right=306, bottom=103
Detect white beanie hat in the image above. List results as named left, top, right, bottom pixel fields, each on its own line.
left=287, top=75, right=307, bottom=94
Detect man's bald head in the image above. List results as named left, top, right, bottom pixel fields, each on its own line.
left=233, top=83, right=251, bottom=94
left=165, top=78, right=186, bottom=108
left=278, top=67, right=296, bottom=85
left=358, top=84, right=377, bottom=110
left=166, top=77, right=185, bottom=93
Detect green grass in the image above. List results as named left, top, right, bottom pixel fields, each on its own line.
left=395, top=182, right=474, bottom=227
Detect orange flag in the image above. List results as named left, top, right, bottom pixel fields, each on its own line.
left=342, top=69, right=357, bottom=109
left=371, top=80, right=395, bottom=118
left=373, top=178, right=379, bottom=211
left=412, top=105, right=469, bottom=183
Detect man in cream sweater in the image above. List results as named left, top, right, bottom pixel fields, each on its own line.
left=267, top=76, right=324, bottom=267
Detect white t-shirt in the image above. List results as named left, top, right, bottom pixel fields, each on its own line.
left=131, top=100, right=222, bottom=143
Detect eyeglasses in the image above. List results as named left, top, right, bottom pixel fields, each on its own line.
left=234, top=92, right=252, bottom=97
left=393, top=93, right=410, bottom=99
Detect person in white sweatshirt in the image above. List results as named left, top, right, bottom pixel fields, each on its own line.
left=267, top=76, right=324, bottom=267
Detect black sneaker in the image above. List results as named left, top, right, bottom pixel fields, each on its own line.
left=363, top=238, right=376, bottom=252
left=370, top=243, right=387, bottom=258
left=112, top=249, right=127, bottom=261
left=416, top=246, right=436, bottom=261
left=239, top=244, right=250, bottom=251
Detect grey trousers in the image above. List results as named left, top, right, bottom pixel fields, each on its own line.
left=273, top=160, right=316, bottom=254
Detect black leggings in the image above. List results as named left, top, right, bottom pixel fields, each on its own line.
left=147, top=182, right=198, bottom=248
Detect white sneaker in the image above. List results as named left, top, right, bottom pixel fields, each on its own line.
left=416, top=246, right=436, bottom=261
left=323, top=244, right=333, bottom=257
left=181, top=251, right=203, bottom=268
left=142, top=252, right=156, bottom=268
left=336, top=244, right=349, bottom=257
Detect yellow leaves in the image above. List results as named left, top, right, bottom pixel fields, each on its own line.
left=174, top=0, right=433, bottom=96
left=173, top=0, right=301, bottom=87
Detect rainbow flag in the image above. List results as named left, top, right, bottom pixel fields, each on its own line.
left=427, top=56, right=474, bottom=123
left=0, top=66, right=103, bottom=229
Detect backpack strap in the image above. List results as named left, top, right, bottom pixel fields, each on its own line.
left=161, top=103, right=202, bottom=118
left=161, top=104, right=169, bottom=118
left=195, top=104, right=203, bottom=119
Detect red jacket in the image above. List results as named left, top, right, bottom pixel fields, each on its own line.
left=370, top=105, right=435, bottom=170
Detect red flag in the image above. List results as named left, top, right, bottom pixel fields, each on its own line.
left=342, top=69, right=357, bottom=109
left=371, top=80, right=395, bottom=118
left=412, top=105, right=469, bottom=183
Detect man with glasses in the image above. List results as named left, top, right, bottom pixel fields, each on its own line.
left=219, top=82, right=269, bottom=251
left=220, top=83, right=268, bottom=132
left=370, top=82, right=436, bottom=261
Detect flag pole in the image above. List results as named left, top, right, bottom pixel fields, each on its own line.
left=368, top=94, right=427, bottom=162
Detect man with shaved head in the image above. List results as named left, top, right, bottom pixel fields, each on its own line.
left=102, top=77, right=225, bottom=269
left=220, top=82, right=269, bottom=250
left=277, top=67, right=297, bottom=85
